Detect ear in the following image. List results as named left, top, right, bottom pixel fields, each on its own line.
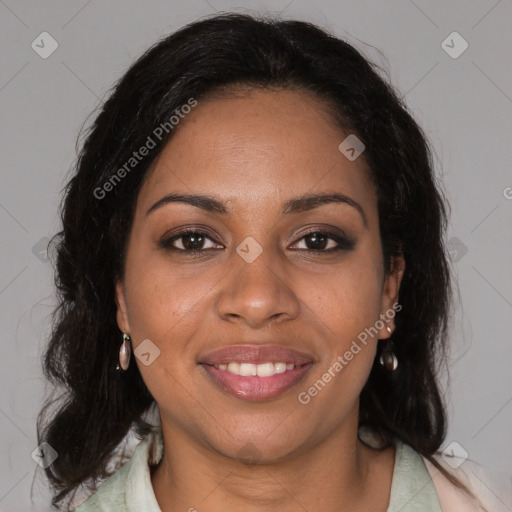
left=115, top=280, right=131, bottom=334
left=378, top=255, right=405, bottom=339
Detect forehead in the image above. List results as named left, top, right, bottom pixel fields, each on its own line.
left=137, top=88, right=376, bottom=218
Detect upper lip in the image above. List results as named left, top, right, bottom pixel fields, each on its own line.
left=199, top=344, right=314, bottom=366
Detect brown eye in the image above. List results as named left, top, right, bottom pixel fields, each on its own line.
left=160, top=230, right=222, bottom=253
left=291, top=230, right=355, bottom=252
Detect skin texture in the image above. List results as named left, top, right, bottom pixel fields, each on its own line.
left=115, top=88, right=405, bottom=511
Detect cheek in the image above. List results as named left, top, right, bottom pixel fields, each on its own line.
left=311, top=258, right=384, bottom=342
left=302, top=256, right=382, bottom=397
left=123, top=264, right=204, bottom=413
left=298, top=268, right=381, bottom=416
left=121, top=260, right=217, bottom=399
left=124, top=254, right=211, bottom=340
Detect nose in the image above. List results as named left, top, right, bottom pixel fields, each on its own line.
left=215, top=249, right=300, bottom=329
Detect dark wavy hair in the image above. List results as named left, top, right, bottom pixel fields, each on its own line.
left=37, top=12, right=456, bottom=510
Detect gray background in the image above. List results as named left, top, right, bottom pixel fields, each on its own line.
left=0, top=1, right=511, bottom=510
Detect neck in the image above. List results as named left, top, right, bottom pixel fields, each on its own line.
left=151, top=410, right=394, bottom=512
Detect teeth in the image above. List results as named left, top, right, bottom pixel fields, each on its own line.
left=258, top=363, right=276, bottom=377
left=227, top=362, right=240, bottom=374
left=240, top=363, right=257, bottom=376
left=274, top=362, right=287, bottom=374
left=215, top=362, right=296, bottom=377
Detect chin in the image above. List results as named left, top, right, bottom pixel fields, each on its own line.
left=207, top=426, right=308, bottom=465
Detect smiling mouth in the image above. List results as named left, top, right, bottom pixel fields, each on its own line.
left=198, top=344, right=314, bottom=401
left=200, top=362, right=313, bottom=401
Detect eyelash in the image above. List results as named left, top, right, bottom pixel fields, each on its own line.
left=159, top=228, right=355, bottom=255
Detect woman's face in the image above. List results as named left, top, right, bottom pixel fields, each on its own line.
left=115, top=88, right=404, bottom=462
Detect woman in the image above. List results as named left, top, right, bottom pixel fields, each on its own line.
left=37, top=12, right=506, bottom=512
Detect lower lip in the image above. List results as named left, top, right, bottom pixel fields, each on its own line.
left=200, top=363, right=313, bottom=401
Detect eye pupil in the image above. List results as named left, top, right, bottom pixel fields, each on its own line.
left=183, top=233, right=204, bottom=250
left=306, top=232, right=327, bottom=250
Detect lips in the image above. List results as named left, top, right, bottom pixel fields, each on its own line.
left=199, top=344, right=314, bottom=366
left=199, top=344, right=314, bottom=401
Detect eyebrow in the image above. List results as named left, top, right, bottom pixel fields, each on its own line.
left=145, top=192, right=367, bottom=227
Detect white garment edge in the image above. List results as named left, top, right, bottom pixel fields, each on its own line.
left=423, top=453, right=512, bottom=512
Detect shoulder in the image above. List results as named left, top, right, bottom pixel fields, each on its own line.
left=387, top=438, right=512, bottom=512
left=73, top=460, right=132, bottom=511
left=73, top=425, right=164, bottom=512
left=422, top=450, right=512, bottom=512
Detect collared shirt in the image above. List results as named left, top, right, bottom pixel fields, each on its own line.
left=73, top=425, right=508, bottom=511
